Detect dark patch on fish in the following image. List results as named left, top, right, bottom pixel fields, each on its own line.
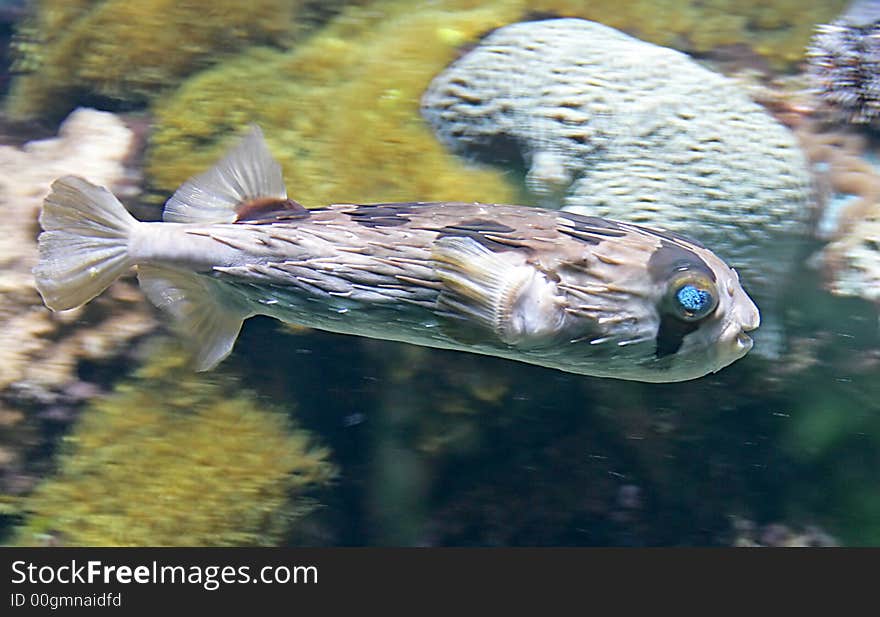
left=436, top=219, right=522, bottom=252
left=655, top=314, right=699, bottom=358
left=557, top=227, right=601, bottom=245
left=442, top=219, right=516, bottom=234
left=557, top=211, right=628, bottom=244
left=235, top=197, right=310, bottom=224
left=347, top=203, right=428, bottom=228
left=647, top=241, right=716, bottom=283
left=558, top=211, right=627, bottom=234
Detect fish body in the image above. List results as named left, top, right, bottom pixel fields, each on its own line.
left=34, top=128, right=759, bottom=382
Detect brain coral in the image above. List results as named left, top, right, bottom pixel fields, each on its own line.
left=13, top=344, right=336, bottom=547
left=421, top=18, right=814, bottom=350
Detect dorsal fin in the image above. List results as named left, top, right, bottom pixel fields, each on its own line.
left=163, top=125, right=288, bottom=224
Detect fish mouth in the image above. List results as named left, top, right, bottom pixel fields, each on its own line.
left=734, top=308, right=760, bottom=353
left=729, top=295, right=760, bottom=355
left=715, top=312, right=758, bottom=369
left=734, top=330, right=754, bottom=354
left=741, top=306, right=761, bottom=333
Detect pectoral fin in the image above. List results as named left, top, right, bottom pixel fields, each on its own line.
left=432, top=236, right=566, bottom=346
left=137, top=266, right=251, bottom=371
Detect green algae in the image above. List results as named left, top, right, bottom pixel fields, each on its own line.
left=12, top=343, right=336, bottom=547
left=6, top=0, right=317, bottom=120
left=527, top=0, right=847, bottom=68
left=146, top=2, right=523, bottom=208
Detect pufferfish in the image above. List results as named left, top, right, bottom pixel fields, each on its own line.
left=33, top=127, right=759, bottom=382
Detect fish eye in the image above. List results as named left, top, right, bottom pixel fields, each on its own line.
left=667, top=274, right=718, bottom=322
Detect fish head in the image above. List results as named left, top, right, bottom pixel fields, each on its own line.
left=557, top=222, right=760, bottom=382
left=633, top=230, right=761, bottom=382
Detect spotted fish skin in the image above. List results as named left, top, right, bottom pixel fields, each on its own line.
left=34, top=128, right=759, bottom=383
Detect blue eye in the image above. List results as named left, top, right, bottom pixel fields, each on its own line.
left=671, top=281, right=718, bottom=321
left=677, top=284, right=711, bottom=311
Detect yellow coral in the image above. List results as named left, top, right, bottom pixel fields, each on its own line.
left=6, top=0, right=303, bottom=120
left=13, top=343, right=336, bottom=547
left=147, top=2, right=523, bottom=207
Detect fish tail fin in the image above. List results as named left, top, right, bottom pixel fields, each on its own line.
left=34, top=175, right=137, bottom=311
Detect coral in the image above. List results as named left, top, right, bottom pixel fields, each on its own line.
left=727, top=70, right=818, bottom=130
left=0, top=108, right=154, bottom=398
left=806, top=1, right=880, bottom=127
left=795, top=122, right=880, bottom=235
left=12, top=342, right=337, bottom=547
left=782, top=117, right=880, bottom=307
left=146, top=0, right=841, bottom=209
left=822, top=202, right=880, bottom=304
left=4, top=0, right=317, bottom=121
left=5, top=0, right=848, bottom=123
left=146, top=1, right=523, bottom=208
left=421, top=18, right=813, bottom=352
left=726, top=74, right=880, bottom=310
left=8, top=0, right=846, bottom=122
left=0, top=108, right=157, bottom=499
left=0, top=1, right=26, bottom=97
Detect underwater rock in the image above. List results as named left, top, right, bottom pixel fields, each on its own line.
left=12, top=344, right=337, bottom=547
left=806, top=0, right=880, bottom=128
left=421, top=18, right=814, bottom=352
